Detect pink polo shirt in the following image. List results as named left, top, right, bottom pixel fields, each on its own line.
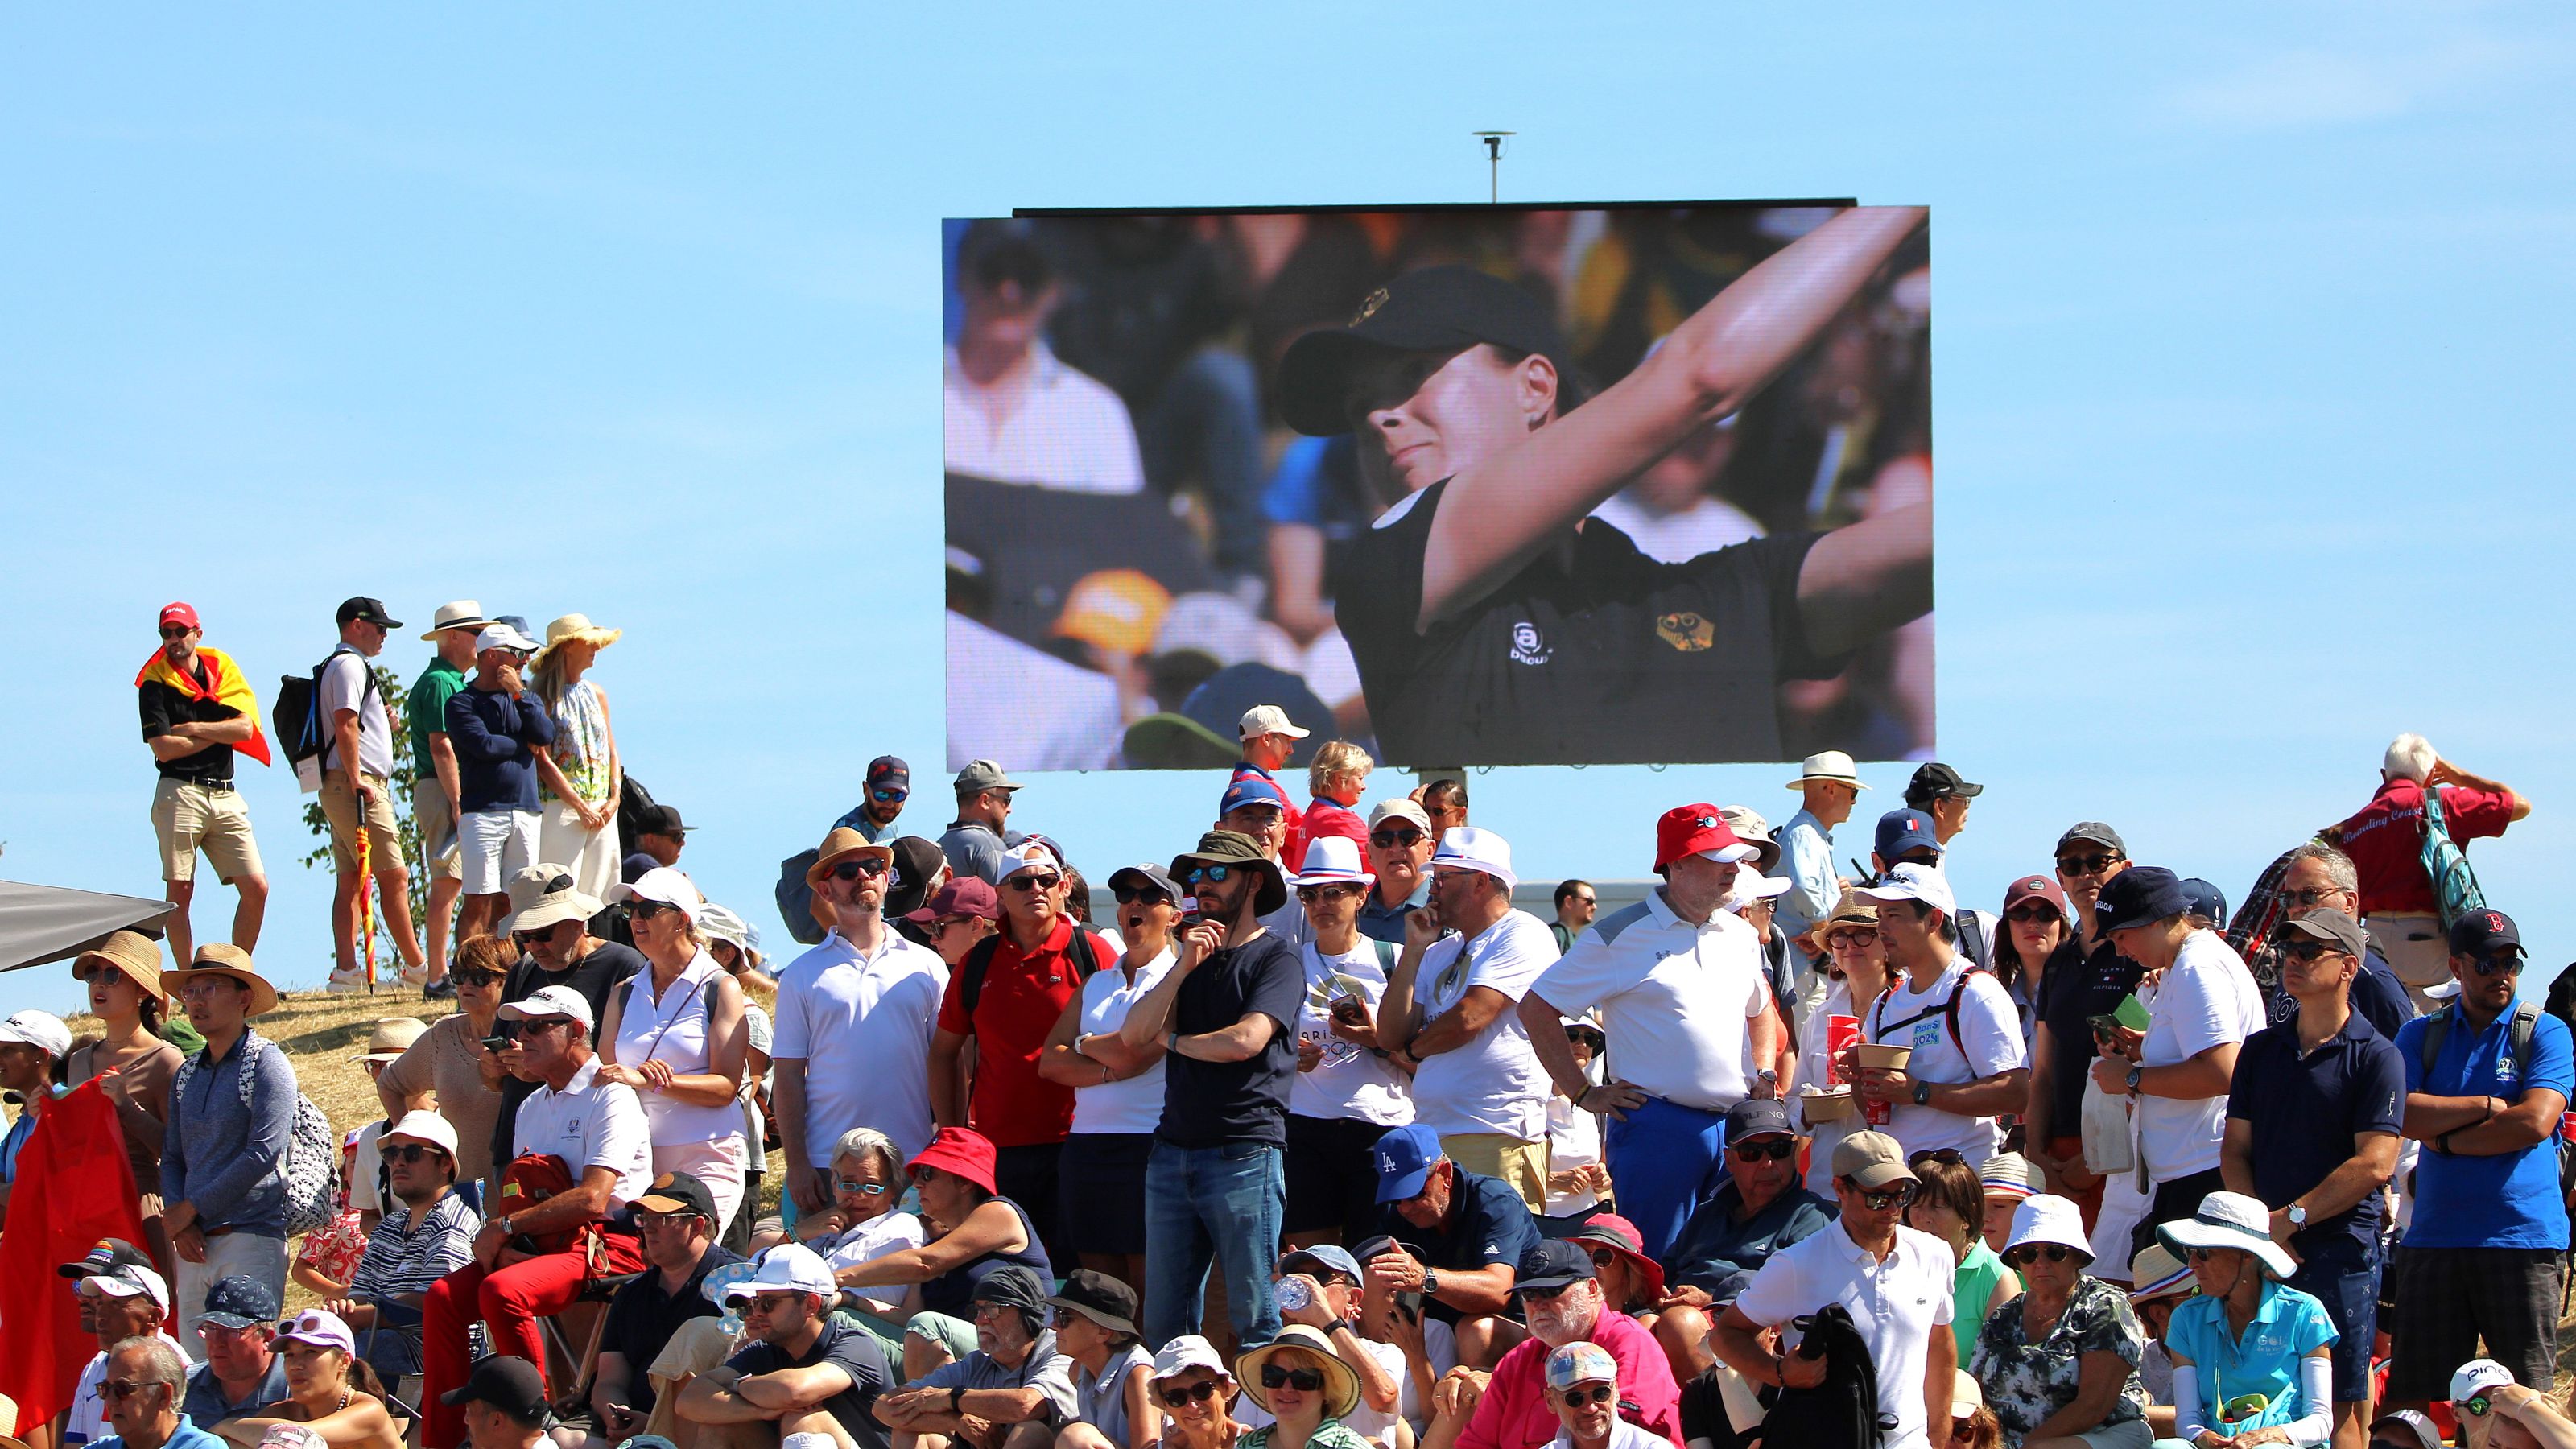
left=1456, top=1309, right=1682, bottom=1449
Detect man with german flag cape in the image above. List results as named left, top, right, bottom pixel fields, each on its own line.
left=137, top=601, right=271, bottom=964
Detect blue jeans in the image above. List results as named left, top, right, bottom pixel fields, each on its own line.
left=1604, top=1096, right=1731, bottom=1262
left=1144, top=1139, right=1284, bottom=1347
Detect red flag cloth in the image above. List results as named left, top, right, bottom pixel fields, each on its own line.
left=0, top=1079, right=153, bottom=1426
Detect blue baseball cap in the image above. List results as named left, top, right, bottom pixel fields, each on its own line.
left=200, top=1274, right=283, bottom=1330
left=1517, top=1239, right=1598, bottom=1293
left=1279, top=1243, right=1365, bottom=1284
left=1372, top=1124, right=1444, bottom=1203
left=2095, top=866, right=2190, bottom=935
left=1875, top=808, right=1942, bottom=862
left=2178, top=877, right=2227, bottom=926
left=1220, top=774, right=1292, bottom=819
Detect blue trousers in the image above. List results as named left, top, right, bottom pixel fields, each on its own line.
left=1604, top=1096, right=1731, bottom=1262
left=1144, top=1140, right=1285, bottom=1348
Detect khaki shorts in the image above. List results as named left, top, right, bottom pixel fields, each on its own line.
left=319, top=770, right=405, bottom=873
left=412, top=782, right=463, bottom=882
left=1439, top=1132, right=1550, bottom=1212
left=151, top=778, right=263, bottom=885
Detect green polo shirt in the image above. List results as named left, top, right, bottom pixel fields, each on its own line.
left=405, top=657, right=466, bottom=782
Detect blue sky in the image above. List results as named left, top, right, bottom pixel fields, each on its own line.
left=4, top=5, right=2572, bottom=1022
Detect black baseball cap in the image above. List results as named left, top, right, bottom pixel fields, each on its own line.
left=639, top=804, right=693, bottom=836
left=336, top=596, right=403, bottom=630
left=57, top=1238, right=154, bottom=1280
left=867, top=755, right=911, bottom=791
left=1278, top=265, right=1570, bottom=436
left=1046, top=1268, right=1141, bottom=1336
left=2095, top=866, right=2190, bottom=935
left=1906, top=762, right=1982, bottom=803
left=2371, top=1410, right=2442, bottom=1449
left=2055, top=822, right=2126, bottom=856
left=1517, top=1239, right=1599, bottom=1294
left=633, top=1170, right=716, bottom=1220
left=440, top=1353, right=551, bottom=1421
left=885, top=836, right=947, bottom=919
left=1725, top=1098, right=1796, bottom=1143
left=2450, top=908, right=2523, bottom=958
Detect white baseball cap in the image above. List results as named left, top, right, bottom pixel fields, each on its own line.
left=1725, top=873, right=1794, bottom=914
left=2452, top=1357, right=2516, bottom=1403
left=1854, top=862, right=1957, bottom=919
left=381, top=1108, right=461, bottom=1158
left=722, top=1242, right=838, bottom=1302
left=498, top=984, right=595, bottom=1032
left=82, top=1262, right=170, bottom=1310
left=608, top=866, right=706, bottom=925
left=473, top=622, right=540, bottom=654
left=0, top=1009, right=72, bottom=1060
left=1429, top=826, right=1517, bottom=893
left=1238, top=704, right=1311, bottom=741
left=993, top=840, right=1062, bottom=881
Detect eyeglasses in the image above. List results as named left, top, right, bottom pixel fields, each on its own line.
left=1111, top=886, right=1171, bottom=907
left=100, top=1379, right=164, bottom=1402
left=1731, top=1137, right=1797, bottom=1162
left=452, top=969, right=505, bottom=988
left=871, top=787, right=908, bottom=804
left=179, top=979, right=243, bottom=1001
left=834, top=1179, right=889, bottom=1196
left=2055, top=852, right=2124, bottom=877
left=1825, top=928, right=1879, bottom=949
left=1298, top=884, right=1364, bottom=902
left=2006, top=1244, right=2077, bottom=1268
left=382, top=1143, right=447, bottom=1165
left=1369, top=828, right=1426, bottom=848
left=1185, top=865, right=1232, bottom=885
left=1846, top=1180, right=1918, bottom=1211
left=2471, top=950, right=2525, bottom=976
left=2003, top=905, right=2062, bottom=925
left=1005, top=873, right=1063, bottom=893
left=1261, top=1364, right=1326, bottom=1392
left=1558, top=1385, right=1614, bottom=1409
left=832, top=857, right=890, bottom=881
left=1159, top=1380, right=1222, bottom=1408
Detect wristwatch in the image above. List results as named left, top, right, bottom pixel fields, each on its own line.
left=1911, top=1081, right=1933, bottom=1107
left=1422, top=1270, right=1441, bottom=1298
left=2125, top=1065, right=2144, bottom=1094
left=2287, top=1204, right=2309, bottom=1228
left=495, top=1214, right=516, bottom=1239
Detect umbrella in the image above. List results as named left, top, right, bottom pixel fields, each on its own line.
left=0, top=878, right=172, bottom=973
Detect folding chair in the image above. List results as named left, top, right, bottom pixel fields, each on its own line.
left=536, top=1269, right=644, bottom=1415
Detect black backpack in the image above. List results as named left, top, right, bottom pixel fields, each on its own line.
left=272, top=646, right=379, bottom=780
left=956, top=926, right=1104, bottom=1023
left=1754, top=1304, right=1889, bottom=1449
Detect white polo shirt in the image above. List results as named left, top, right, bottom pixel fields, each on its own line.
left=774, top=927, right=952, bottom=1164
left=1534, top=890, right=1770, bottom=1112
left=1733, top=1219, right=1955, bottom=1449
left=1863, top=956, right=2025, bottom=1162
left=514, top=1055, right=652, bottom=1210
left=1411, top=909, right=1559, bottom=1139
left=943, top=341, right=1145, bottom=494
left=2138, top=929, right=2263, bottom=1182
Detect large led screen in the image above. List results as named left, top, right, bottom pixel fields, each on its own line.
left=944, top=203, right=1934, bottom=770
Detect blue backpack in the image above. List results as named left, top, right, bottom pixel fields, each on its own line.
left=2417, top=785, right=2489, bottom=935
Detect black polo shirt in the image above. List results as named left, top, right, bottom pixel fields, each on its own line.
left=1158, top=932, right=1304, bottom=1150
left=725, top=1317, right=892, bottom=1448
left=1380, top=1166, right=1542, bottom=1325
left=138, top=660, right=241, bottom=784
left=2033, top=931, right=2142, bottom=1134
left=1330, top=478, right=1838, bottom=766
left=2223, top=1010, right=2404, bottom=1267
left=600, top=1243, right=744, bottom=1410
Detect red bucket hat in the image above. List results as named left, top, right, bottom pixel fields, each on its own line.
left=1653, top=804, right=1757, bottom=874
left=1564, top=1212, right=1666, bottom=1303
left=906, top=1127, right=998, bottom=1195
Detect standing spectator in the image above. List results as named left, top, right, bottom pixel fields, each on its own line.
left=1968, top=1195, right=2149, bottom=1449
left=777, top=828, right=952, bottom=1225
left=137, top=601, right=268, bottom=968
left=1381, top=828, right=1558, bottom=1212
left=488, top=865, right=643, bottom=1169
left=1774, top=752, right=1867, bottom=946
left=1547, top=883, right=1597, bottom=956
left=2334, top=735, right=2529, bottom=1009
left=585, top=1171, right=743, bottom=1445
left=1235, top=704, right=1312, bottom=853
left=1357, top=801, right=1435, bottom=945
left=1522, top=806, right=1783, bottom=1259
left=317, top=596, right=427, bottom=990
left=2385, top=908, right=2571, bottom=1411
left=939, top=761, right=1026, bottom=886
left=930, top=840, right=1120, bottom=1274
left=1299, top=741, right=1374, bottom=870
left=0, top=1009, right=70, bottom=1229
left=1434, top=1241, right=1683, bottom=1449
left=686, top=1243, right=897, bottom=1447
left=420, top=984, right=651, bottom=1449
left=1661, top=1101, right=1835, bottom=1334
left=159, top=947, right=295, bottom=1353
left=2083, top=869, right=2262, bottom=1259
left=179, top=1276, right=286, bottom=1430
left=1872, top=809, right=1994, bottom=971
left=1902, top=764, right=1981, bottom=848
left=2219, top=907, right=2402, bottom=1449
left=1541, top=1021, right=1610, bottom=1225
left=407, top=601, right=491, bottom=996
left=2024, top=824, right=2136, bottom=1232
left=1038, top=863, right=1180, bottom=1293
left=1113, top=830, right=1304, bottom=1349
left=1417, top=781, right=1469, bottom=847
left=1362, top=1125, right=1543, bottom=1371
left=321, top=1110, right=481, bottom=1383
left=599, top=867, right=753, bottom=1233
left=446, top=621, right=556, bottom=947
left=634, top=804, right=693, bottom=869
left=376, top=934, right=512, bottom=1201
left=1851, top=865, right=2028, bottom=1165
left=1046, top=1270, right=1159, bottom=1449
left=1714, top=1133, right=1957, bottom=1449
left=66, top=931, right=188, bottom=1270
left=530, top=614, right=625, bottom=903
left=836, top=756, right=914, bottom=843
left=1992, top=876, right=2066, bottom=1049
left=2154, top=1194, right=2339, bottom=1449
left=905, top=876, right=1002, bottom=969
left=2260, top=843, right=2414, bottom=1040
left=1281, top=837, right=1417, bottom=1251
left=1790, top=891, right=1893, bottom=1191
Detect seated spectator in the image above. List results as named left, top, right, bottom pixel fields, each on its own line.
left=1539, top=1342, right=1663, bottom=1449
left=1905, top=1150, right=2019, bottom=1360
left=433, top=1358, right=551, bottom=1449
left=89, top=1335, right=220, bottom=1449
left=213, top=1311, right=402, bottom=1449
left=1952, top=1374, right=2005, bottom=1449
left=2446, top=1360, right=2576, bottom=1449
left=682, top=1243, right=895, bottom=1449
left=376, top=935, right=512, bottom=1201
left=781, top=1129, right=928, bottom=1331
left=1657, top=1100, right=1834, bottom=1374
left=2155, top=1194, right=2337, bottom=1449
left=487, top=865, right=644, bottom=1169
left=182, top=1276, right=288, bottom=1432
left=586, top=1172, right=745, bottom=1446
left=1149, top=1337, right=1249, bottom=1449
left=68, top=1261, right=192, bottom=1447
left=321, top=1111, right=481, bottom=1382
left=1557, top=1216, right=1698, bottom=1383
left=1269, top=1246, right=1406, bottom=1449
left=832, top=1129, right=1051, bottom=1381
left=1234, top=1327, right=1370, bottom=1449
left=1968, top=1195, right=2147, bottom=1449
left=1364, top=1125, right=1543, bottom=1370
left=1424, top=1241, right=1681, bottom=1449
left=869, top=1264, right=1074, bottom=1449
left=1045, top=1271, right=1157, bottom=1449
left=2122, top=1247, right=2194, bottom=1439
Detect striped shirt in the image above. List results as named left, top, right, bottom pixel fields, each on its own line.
left=349, top=1188, right=481, bottom=1299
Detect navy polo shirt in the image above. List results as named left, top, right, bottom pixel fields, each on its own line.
left=1381, top=1166, right=1542, bottom=1326
left=2224, top=1009, right=2404, bottom=1266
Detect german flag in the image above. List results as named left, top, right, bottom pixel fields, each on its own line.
left=133, top=644, right=273, bottom=766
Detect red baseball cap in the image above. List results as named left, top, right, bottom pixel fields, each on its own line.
left=1654, top=804, right=1757, bottom=873
left=158, top=602, right=200, bottom=630
left=2000, top=875, right=2068, bottom=916
left=906, top=1126, right=998, bottom=1195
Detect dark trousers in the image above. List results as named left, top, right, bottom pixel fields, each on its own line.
left=2132, top=1166, right=2227, bottom=1263
left=994, top=1141, right=1075, bottom=1274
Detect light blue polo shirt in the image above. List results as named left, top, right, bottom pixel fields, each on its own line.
left=2395, top=1002, right=2574, bottom=1249
left=2165, top=1279, right=2337, bottom=1435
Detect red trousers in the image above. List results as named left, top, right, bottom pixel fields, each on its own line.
left=420, top=1231, right=644, bottom=1448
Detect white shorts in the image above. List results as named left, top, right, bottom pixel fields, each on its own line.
left=458, top=808, right=539, bottom=896
left=2091, top=1170, right=2151, bottom=1277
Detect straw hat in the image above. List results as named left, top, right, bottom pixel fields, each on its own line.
left=1234, top=1324, right=1361, bottom=1418
left=530, top=613, right=621, bottom=668
left=1, top=1391, right=29, bottom=1449
left=352, top=1016, right=429, bottom=1065
left=72, top=930, right=167, bottom=1001
left=162, top=943, right=278, bottom=1018
left=805, top=826, right=895, bottom=888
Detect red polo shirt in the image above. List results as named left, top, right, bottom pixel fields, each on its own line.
left=935, top=917, right=1121, bottom=1147
left=2336, top=778, right=2516, bottom=915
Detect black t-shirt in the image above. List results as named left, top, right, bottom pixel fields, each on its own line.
left=725, top=1318, right=892, bottom=1448
left=1157, top=932, right=1306, bottom=1150
left=2033, top=932, right=2142, bottom=1133
left=138, top=662, right=241, bottom=783
left=1330, top=478, right=1838, bottom=766
left=491, top=940, right=646, bottom=1165
left=601, top=1245, right=744, bottom=1410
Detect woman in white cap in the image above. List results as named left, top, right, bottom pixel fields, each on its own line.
left=1970, top=1193, right=2148, bottom=1449
left=1152, top=1335, right=1249, bottom=1449
left=66, top=930, right=190, bottom=1266
left=2153, top=1192, right=2334, bottom=1449
left=215, top=1310, right=401, bottom=1449
left=0, top=1008, right=72, bottom=1228
left=598, top=865, right=753, bottom=1233
left=1235, top=1326, right=1368, bottom=1449
left=529, top=613, right=624, bottom=902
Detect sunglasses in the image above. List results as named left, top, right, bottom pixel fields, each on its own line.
left=2003, top=904, right=2062, bottom=925
left=2277, top=940, right=2350, bottom=964
left=2183, top=1246, right=2232, bottom=1264
left=101, top=1379, right=165, bottom=1402
left=629, top=900, right=681, bottom=921
left=1005, top=874, right=1063, bottom=893
left=1731, top=1137, right=1797, bottom=1162
left=1585, top=1247, right=1621, bottom=1269
left=1185, top=865, right=1232, bottom=885
left=746, top=1292, right=805, bottom=1315
left=2471, top=951, right=2525, bottom=976
left=1847, top=1180, right=1918, bottom=1211
left=834, top=1179, right=890, bottom=1196
left=1160, top=1381, right=1222, bottom=1408
left=2007, top=1244, right=2077, bottom=1268
left=1558, top=1385, right=1614, bottom=1409
left=832, top=857, right=890, bottom=881
left=2278, top=886, right=2344, bottom=909
left=515, top=1018, right=572, bottom=1037
left=1370, top=828, right=1426, bottom=848
left=452, top=969, right=505, bottom=988
left=1952, top=1419, right=1976, bottom=1440
left=382, top=1143, right=447, bottom=1165
left=1298, top=884, right=1364, bottom=902
left=1909, top=1148, right=1966, bottom=1167
left=1111, top=886, right=1172, bottom=907
left=157, top=625, right=194, bottom=640
left=871, top=787, right=908, bottom=803
left=1521, top=1280, right=1583, bottom=1302
left=2460, top=1394, right=2496, bottom=1419
left=931, top=916, right=978, bottom=934
left=510, top=930, right=552, bottom=949
left=2056, top=852, right=2124, bottom=876
left=1261, top=1364, right=1326, bottom=1392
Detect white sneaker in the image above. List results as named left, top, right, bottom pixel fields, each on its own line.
left=326, top=970, right=371, bottom=993
left=397, top=963, right=432, bottom=988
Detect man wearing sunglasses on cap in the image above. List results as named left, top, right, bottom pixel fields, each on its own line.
left=327, top=1111, right=482, bottom=1383
left=2383, top=910, right=2572, bottom=1418
left=1717, top=1131, right=1958, bottom=1449
left=486, top=865, right=643, bottom=1169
